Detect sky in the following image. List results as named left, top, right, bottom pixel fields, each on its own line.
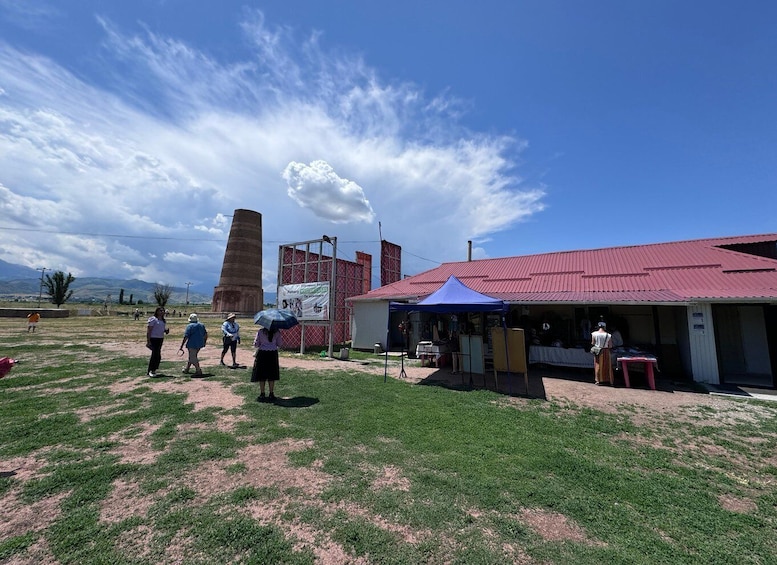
left=1, top=1, right=776, bottom=295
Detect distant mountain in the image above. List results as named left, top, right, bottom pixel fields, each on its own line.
left=0, top=260, right=281, bottom=305
left=0, top=269, right=213, bottom=305
left=0, top=259, right=40, bottom=280
left=0, top=276, right=212, bottom=304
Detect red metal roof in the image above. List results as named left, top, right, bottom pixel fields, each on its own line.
left=350, top=233, right=777, bottom=304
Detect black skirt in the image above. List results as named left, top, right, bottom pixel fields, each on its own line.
left=251, top=349, right=279, bottom=382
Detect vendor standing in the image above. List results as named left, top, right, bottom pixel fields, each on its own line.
left=591, top=322, right=613, bottom=386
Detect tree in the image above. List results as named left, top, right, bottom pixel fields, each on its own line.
left=153, top=283, right=173, bottom=308
left=43, top=271, right=75, bottom=307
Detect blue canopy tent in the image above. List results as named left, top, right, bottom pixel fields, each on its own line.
left=386, top=275, right=516, bottom=393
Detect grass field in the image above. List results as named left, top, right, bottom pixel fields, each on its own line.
left=1, top=315, right=776, bottom=564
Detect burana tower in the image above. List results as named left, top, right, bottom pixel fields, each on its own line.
left=211, top=209, right=264, bottom=313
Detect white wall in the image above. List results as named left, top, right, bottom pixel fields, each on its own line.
left=351, top=301, right=389, bottom=350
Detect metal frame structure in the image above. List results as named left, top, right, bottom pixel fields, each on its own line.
left=277, top=236, right=337, bottom=358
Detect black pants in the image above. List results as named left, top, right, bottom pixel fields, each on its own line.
left=147, top=338, right=164, bottom=373
left=221, top=337, right=237, bottom=358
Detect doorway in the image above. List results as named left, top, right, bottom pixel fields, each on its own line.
left=713, top=304, right=774, bottom=388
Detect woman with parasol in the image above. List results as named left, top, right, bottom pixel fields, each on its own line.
left=251, top=324, right=281, bottom=401
left=251, top=308, right=298, bottom=402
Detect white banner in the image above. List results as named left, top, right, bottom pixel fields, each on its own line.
left=277, top=282, right=330, bottom=321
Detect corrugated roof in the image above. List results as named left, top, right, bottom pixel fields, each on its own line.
left=350, top=233, right=777, bottom=304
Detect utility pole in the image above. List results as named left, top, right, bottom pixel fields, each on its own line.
left=322, top=236, right=337, bottom=359
left=185, top=282, right=192, bottom=305
left=37, top=267, right=47, bottom=308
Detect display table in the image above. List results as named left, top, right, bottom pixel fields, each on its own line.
left=528, top=345, right=593, bottom=369
left=616, top=356, right=658, bottom=390
left=416, top=342, right=450, bottom=368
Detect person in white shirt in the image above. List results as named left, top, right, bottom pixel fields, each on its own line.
left=591, top=322, right=613, bottom=386
left=146, top=307, right=169, bottom=377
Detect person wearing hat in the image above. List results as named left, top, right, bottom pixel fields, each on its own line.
left=180, top=313, right=208, bottom=376
left=220, top=313, right=241, bottom=367
left=591, top=321, right=613, bottom=386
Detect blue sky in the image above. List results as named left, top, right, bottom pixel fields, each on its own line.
left=1, top=1, right=775, bottom=294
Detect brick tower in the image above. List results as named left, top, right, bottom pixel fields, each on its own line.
left=211, top=209, right=264, bottom=314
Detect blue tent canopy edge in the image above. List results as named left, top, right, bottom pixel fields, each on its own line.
left=389, top=275, right=507, bottom=313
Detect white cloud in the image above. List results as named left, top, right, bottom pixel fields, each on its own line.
left=283, top=160, right=375, bottom=223
left=0, top=9, right=545, bottom=290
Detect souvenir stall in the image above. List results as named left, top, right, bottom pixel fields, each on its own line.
left=387, top=276, right=527, bottom=394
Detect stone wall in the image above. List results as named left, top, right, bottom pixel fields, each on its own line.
left=0, top=308, right=70, bottom=318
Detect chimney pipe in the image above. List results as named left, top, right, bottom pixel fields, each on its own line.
left=467, top=240, right=472, bottom=261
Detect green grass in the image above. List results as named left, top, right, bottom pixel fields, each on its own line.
left=1, top=316, right=777, bottom=563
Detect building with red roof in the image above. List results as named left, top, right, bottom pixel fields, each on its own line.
left=348, top=233, right=777, bottom=388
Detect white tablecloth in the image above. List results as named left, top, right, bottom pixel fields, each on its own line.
left=416, top=342, right=450, bottom=357
left=416, top=342, right=450, bottom=366
left=528, top=345, right=593, bottom=368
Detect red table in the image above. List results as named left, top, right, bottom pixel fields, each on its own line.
left=617, top=357, right=658, bottom=390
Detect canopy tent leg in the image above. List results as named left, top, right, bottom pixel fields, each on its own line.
left=502, top=315, right=512, bottom=396
left=383, top=314, right=391, bottom=383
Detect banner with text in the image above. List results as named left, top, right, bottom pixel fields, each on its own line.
left=277, top=282, right=330, bottom=321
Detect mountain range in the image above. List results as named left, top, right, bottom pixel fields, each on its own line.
left=0, top=259, right=213, bottom=304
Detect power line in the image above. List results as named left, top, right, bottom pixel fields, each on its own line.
left=0, top=226, right=226, bottom=242
left=0, top=226, right=389, bottom=246
left=1, top=227, right=443, bottom=267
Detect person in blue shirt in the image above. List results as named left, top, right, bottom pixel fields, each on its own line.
left=180, top=313, right=208, bottom=376
left=220, top=313, right=241, bottom=367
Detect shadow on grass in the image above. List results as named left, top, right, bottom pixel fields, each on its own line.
left=148, top=372, right=217, bottom=379
left=416, top=369, right=546, bottom=400
left=409, top=364, right=709, bottom=399
left=266, top=396, right=320, bottom=408
left=529, top=364, right=710, bottom=395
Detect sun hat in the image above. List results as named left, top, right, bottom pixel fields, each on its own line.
left=189, top=313, right=199, bottom=322
left=226, top=313, right=236, bottom=320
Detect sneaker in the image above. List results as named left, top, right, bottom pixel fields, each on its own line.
left=148, top=371, right=155, bottom=377
left=231, top=363, right=239, bottom=368
left=220, top=360, right=226, bottom=366
left=268, top=392, right=276, bottom=401
left=194, top=370, right=203, bottom=377
left=257, top=393, right=266, bottom=402
left=182, top=368, right=190, bottom=374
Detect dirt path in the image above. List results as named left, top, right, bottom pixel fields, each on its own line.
left=106, top=340, right=743, bottom=415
